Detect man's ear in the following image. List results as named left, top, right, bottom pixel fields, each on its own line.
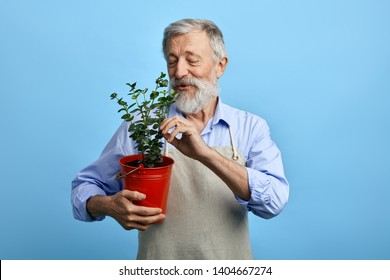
left=216, top=57, right=228, bottom=78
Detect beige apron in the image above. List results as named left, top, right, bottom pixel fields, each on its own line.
left=137, top=127, right=252, bottom=259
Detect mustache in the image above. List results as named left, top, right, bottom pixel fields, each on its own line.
left=170, top=76, right=201, bottom=88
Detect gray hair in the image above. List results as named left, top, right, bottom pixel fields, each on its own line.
left=162, top=19, right=227, bottom=62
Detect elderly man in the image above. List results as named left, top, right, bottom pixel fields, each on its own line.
left=72, top=18, right=289, bottom=259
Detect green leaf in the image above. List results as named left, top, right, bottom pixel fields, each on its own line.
left=118, top=100, right=127, bottom=106
left=130, top=108, right=138, bottom=114
left=121, top=113, right=131, bottom=120
left=126, top=82, right=136, bottom=90
left=150, top=91, right=159, bottom=100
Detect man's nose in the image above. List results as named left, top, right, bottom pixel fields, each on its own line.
left=174, top=59, right=189, bottom=79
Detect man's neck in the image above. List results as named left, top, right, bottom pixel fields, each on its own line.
left=183, top=96, right=218, bottom=134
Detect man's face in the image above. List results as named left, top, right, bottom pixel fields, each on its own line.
left=166, top=31, right=225, bottom=113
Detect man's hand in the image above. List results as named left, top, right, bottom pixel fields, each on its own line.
left=160, top=116, right=251, bottom=201
left=87, top=190, right=165, bottom=231
left=160, top=116, right=213, bottom=161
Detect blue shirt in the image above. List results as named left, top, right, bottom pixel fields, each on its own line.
left=71, top=99, right=289, bottom=221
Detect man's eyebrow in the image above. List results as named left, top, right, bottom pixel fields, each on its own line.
left=186, top=51, right=202, bottom=58
left=168, top=51, right=201, bottom=58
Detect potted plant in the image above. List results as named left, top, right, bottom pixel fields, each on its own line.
left=110, top=72, right=176, bottom=221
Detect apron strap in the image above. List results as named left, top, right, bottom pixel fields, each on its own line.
left=228, top=126, right=239, bottom=161
left=163, top=139, right=169, bottom=157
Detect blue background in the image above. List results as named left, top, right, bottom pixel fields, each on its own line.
left=1, top=0, right=389, bottom=260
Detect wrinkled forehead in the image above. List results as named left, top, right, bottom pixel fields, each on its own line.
left=166, top=31, right=212, bottom=57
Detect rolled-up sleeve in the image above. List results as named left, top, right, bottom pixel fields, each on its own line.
left=71, top=182, right=107, bottom=222
left=235, top=120, right=289, bottom=219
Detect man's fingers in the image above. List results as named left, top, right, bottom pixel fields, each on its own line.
left=160, top=117, right=175, bottom=133
left=120, top=190, right=163, bottom=215
left=132, top=205, right=163, bottom=216
left=160, top=117, right=195, bottom=144
left=121, top=189, right=146, bottom=201
left=165, top=126, right=183, bottom=143
left=121, top=213, right=165, bottom=231
left=116, top=190, right=164, bottom=216
left=160, top=116, right=188, bottom=134
left=137, top=213, right=165, bottom=224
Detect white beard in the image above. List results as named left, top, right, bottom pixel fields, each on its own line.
left=170, top=75, right=219, bottom=115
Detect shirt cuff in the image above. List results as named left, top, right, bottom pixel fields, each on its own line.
left=71, top=182, right=107, bottom=222
left=235, top=167, right=271, bottom=208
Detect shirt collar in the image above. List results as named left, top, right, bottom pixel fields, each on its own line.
left=211, top=97, right=230, bottom=128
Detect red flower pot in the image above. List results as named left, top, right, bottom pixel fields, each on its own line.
left=118, top=154, right=174, bottom=222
